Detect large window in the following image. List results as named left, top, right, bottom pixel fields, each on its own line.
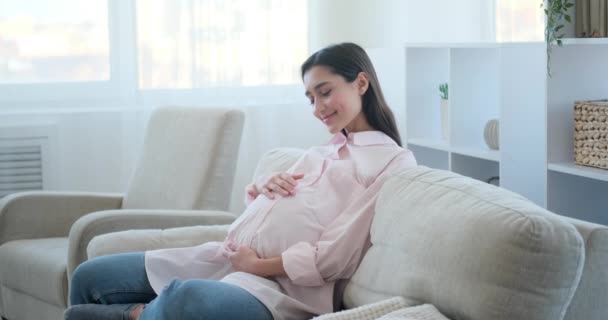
left=0, top=0, right=110, bottom=84
left=136, top=0, right=308, bottom=89
left=496, top=0, right=544, bottom=42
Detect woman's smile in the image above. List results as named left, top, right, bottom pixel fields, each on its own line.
left=321, top=112, right=337, bottom=123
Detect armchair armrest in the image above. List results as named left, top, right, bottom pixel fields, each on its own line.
left=67, top=209, right=236, bottom=277
left=87, top=224, right=230, bottom=259
left=0, top=191, right=123, bottom=245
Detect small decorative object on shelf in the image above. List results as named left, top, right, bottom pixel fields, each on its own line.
left=439, top=83, right=448, bottom=141
left=484, top=119, right=500, bottom=150
left=574, top=100, right=608, bottom=169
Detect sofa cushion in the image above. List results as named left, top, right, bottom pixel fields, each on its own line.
left=344, top=166, right=585, bottom=320
left=252, top=148, right=306, bottom=179
left=378, top=304, right=450, bottom=320
left=312, top=296, right=411, bottom=320
left=0, top=238, right=68, bottom=307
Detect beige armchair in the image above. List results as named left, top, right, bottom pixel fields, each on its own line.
left=0, top=106, right=244, bottom=320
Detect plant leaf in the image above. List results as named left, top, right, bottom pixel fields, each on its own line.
left=565, top=14, right=572, bottom=22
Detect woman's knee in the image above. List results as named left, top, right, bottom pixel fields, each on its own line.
left=69, top=258, right=101, bottom=305
left=70, top=252, right=153, bottom=306
left=160, top=279, right=207, bottom=305
left=157, top=279, right=272, bottom=319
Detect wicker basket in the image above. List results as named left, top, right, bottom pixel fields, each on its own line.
left=574, top=100, right=608, bottom=169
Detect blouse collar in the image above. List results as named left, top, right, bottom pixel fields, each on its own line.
left=329, top=130, right=398, bottom=146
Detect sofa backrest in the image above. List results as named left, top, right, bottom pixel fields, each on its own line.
left=344, top=166, right=585, bottom=320
left=252, top=148, right=306, bottom=179
left=253, top=148, right=607, bottom=320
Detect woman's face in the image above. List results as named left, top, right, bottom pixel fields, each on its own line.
left=303, top=65, right=371, bottom=134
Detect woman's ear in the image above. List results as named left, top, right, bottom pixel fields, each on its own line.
left=356, top=72, right=369, bottom=95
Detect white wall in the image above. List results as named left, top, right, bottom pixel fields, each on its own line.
left=406, top=0, right=494, bottom=43
left=0, top=109, right=129, bottom=192
left=309, top=0, right=494, bottom=51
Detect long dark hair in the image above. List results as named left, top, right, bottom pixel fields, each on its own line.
left=301, top=42, right=402, bottom=146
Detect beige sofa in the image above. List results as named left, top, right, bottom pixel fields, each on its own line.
left=87, top=148, right=608, bottom=320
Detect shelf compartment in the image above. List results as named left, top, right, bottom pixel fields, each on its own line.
left=547, top=44, right=608, bottom=164
left=560, top=38, right=608, bottom=46
left=548, top=162, right=608, bottom=182
left=407, top=137, right=449, bottom=152
left=405, top=47, right=449, bottom=141
left=449, top=47, right=500, bottom=151
left=548, top=170, right=608, bottom=225
left=407, top=138, right=499, bottom=162
left=407, top=144, right=449, bottom=171
left=451, top=153, right=499, bottom=185
left=450, top=145, right=500, bottom=162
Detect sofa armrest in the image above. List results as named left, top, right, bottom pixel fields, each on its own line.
left=87, top=224, right=231, bottom=259
left=0, top=191, right=123, bottom=245
left=67, top=209, right=236, bottom=277
left=561, top=217, right=608, bottom=320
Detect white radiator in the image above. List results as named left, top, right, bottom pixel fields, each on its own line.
left=0, top=125, right=56, bottom=198
left=0, top=144, right=44, bottom=197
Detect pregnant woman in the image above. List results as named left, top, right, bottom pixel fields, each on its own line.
left=65, top=42, right=417, bottom=320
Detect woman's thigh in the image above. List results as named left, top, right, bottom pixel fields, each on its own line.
left=140, top=279, right=273, bottom=320
left=69, top=252, right=157, bottom=305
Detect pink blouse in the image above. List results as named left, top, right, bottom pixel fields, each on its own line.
left=145, top=131, right=417, bottom=319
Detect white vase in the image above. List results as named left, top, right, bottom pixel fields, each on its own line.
left=440, top=99, right=448, bottom=140
left=484, top=119, right=500, bottom=150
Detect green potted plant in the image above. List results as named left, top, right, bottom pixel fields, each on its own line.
left=542, top=0, right=574, bottom=76
left=439, top=83, right=448, bottom=140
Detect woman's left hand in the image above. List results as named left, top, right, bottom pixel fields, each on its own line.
left=224, top=244, right=260, bottom=274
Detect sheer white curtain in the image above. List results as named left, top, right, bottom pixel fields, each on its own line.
left=0, top=0, right=109, bottom=84
left=496, top=0, right=544, bottom=42
left=136, top=0, right=308, bottom=89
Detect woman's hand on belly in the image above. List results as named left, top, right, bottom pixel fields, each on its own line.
left=224, top=243, right=286, bottom=277
left=259, top=172, right=305, bottom=199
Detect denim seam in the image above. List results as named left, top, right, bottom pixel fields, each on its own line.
left=91, top=288, right=156, bottom=304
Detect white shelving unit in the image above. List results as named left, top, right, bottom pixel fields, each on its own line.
left=402, top=40, right=608, bottom=224
left=546, top=39, right=608, bottom=224
left=405, top=44, right=500, bottom=187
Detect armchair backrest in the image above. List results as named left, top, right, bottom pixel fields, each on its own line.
left=122, top=106, right=245, bottom=211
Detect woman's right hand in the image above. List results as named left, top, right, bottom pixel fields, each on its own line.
left=255, top=172, right=305, bottom=199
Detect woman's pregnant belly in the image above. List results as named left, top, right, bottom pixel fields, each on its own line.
left=231, top=159, right=366, bottom=258
left=252, top=186, right=330, bottom=258
left=254, top=176, right=364, bottom=258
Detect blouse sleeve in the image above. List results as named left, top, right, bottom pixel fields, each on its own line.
left=243, top=174, right=273, bottom=207
left=244, top=182, right=257, bottom=207
left=281, top=150, right=417, bottom=286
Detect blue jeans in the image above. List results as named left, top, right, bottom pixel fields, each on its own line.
left=70, top=252, right=273, bottom=320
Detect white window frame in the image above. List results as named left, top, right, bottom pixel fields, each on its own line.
left=0, top=0, right=138, bottom=106
left=0, top=0, right=308, bottom=110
